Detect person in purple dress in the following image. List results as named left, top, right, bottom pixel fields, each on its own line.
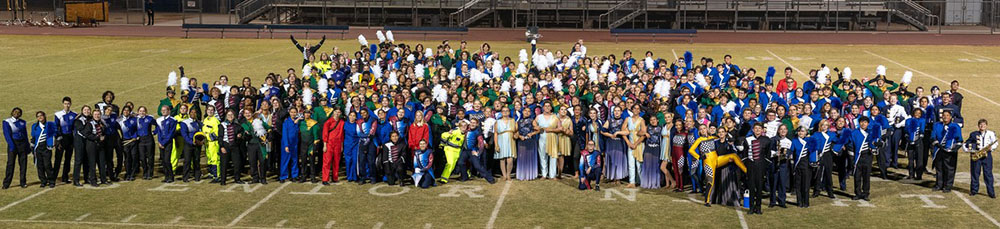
left=515, top=107, right=539, bottom=181
left=602, top=106, right=629, bottom=183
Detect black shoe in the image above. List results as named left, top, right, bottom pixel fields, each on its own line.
left=73, top=182, right=82, bottom=187
left=166, top=179, right=174, bottom=183
left=827, top=194, right=835, bottom=199
left=811, top=193, right=821, bottom=198
left=62, top=179, right=70, bottom=184
left=49, top=183, right=55, bottom=188
left=863, top=197, right=871, bottom=201
left=704, top=203, right=711, bottom=207
left=279, top=179, right=285, bottom=183
left=235, top=180, right=245, bottom=184
left=322, top=182, right=330, bottom=186
left=261, top=179, right=268, bottom=184
left=182, top=179, right=190, bottom=183
left=595, top=185, right=600, bottom=191
left=943, top=189, right=951, bottom=193
left=768, top=204, right=775, bottom=208
left=210, top=179, right=220, bottom=184
left=220, top=181, right=227, bottom=186
left=990, top=194, right=996, bottom=199
left=852, top=196, right=860, bottom=200
left=971, top=192, right=978, bottom=196
left=40, top=184, right=47, bottom=188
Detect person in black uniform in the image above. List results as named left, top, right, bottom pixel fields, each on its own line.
left=219, top=110, right=244, bottom=185
left=740, top=123, right=772, bottom=215
left=72, top=106, right=93, bottom=186
left=290, top=35, right=326, bottom=66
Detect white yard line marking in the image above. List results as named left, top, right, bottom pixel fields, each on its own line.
left=27, top=213, right=45, bottom=220
left=672, top=49, right=679, bottom=60
left=486, top=181, right=513, bottom=229
left=424, top=223, right=432, bottom=229
left=0, top=219, right=289, bottom=229
left=0, top=189, right=52, bottom=212
left=121, top=214, right=137, bottom=223
left=325, top=220, right=336, bottom=229
left=373, top=222, right=384, bottom=229
left=169, top=216, right=184, bottom=224
left=228, top=182, right=290, bottom=227
left=954, top=192, right=1000, bottom=228
left=766, top=49, right=807, bottom=77
left=275, top=219, right=288, bottom=227
left=865, top=50, right=1000, bottom=107
left=9, top=40, right=132, bottom=64
left=75, top=213, right=91, bottom=221
left=963, top=51, right=1000, bottom=63
left=736, top=209, right=749, bottom=229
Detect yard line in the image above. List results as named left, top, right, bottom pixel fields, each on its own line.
left=373, top=222, right=384, bottom=229
left=325, top=220, right=336, bottom=229
left=8, top=40, right=133, bottom=64
left=228, top=182, right=290, bottom=227
left=963, top=51, right=1000, bottom=63
left=671, top=49, right=679, bottom=60
left=0, top=219, right=290, bottom=229
left=275, top=219, right=288, bottom=227
left=75, top=213, right=91, bottom=221
left=0, top=43, right=212, bottom=89
left=865, top=50, right=1000, bottom=107
left=27, top=213, right=45, bottom=220
left=424, top=223, right=432, bottom=229
left=169, top=216, right=185, bottom=224
left=0, top=188, right=52, bottom=212
left=954, top=192, right=1000, bottom=228
left=736, top=209, right=749, bottom=229
left=486, top=181, right=513, bottom=229
left=121, top=214, right=137, bottom=223
left=766, top=49, right=807, bottom=77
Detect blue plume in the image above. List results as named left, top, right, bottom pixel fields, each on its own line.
left=683, top=51, right=693, bottom=70
left=765, top=66, right=776, bottom=85
left=369, top=44, right=378, bottom=61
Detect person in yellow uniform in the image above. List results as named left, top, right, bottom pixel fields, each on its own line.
left=171, top=104, right=190, bottom=172
left=202, top=106, right=221, bottom=182
left=689, top=129, right=747, bottom=207
left=438, top=120, right=467, bottom=184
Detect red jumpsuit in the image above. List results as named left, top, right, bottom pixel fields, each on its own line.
left=322, top=118, right=345, bottom=182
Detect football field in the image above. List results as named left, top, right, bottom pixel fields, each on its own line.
left=1, top=35, right=1000, bottom=228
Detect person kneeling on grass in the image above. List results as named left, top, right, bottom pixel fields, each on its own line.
left=578, top=140, right=602, bottom=191
left=412, top=139, right=435, bottom=188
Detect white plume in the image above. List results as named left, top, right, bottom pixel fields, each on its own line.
left=500, top=81, right=511, bottom=94
left=252, top=119, right=266, bottom=137
left=370, top=64, right=383, bottom=80
left=579, top=45, right=587, bottom=56
left=608, top=72, right=618, bottom=83
left=514, top=77, right=525, bottom=92
left=406, top=54, right=415, bottom=62
left=448, top=67, right=457, bottom=80
left=817, top=68, right=829, bottom=85
left=302, top=65, right=312, bottom=77
left=180, top=76, right=190, bottom=91
left=424, top=48, right=433, bottom=58
left=843, top=67, right=852, bottom=80
left=302, top=87, right=313, bottom=106
left=432, top=84, right=448, bottom=103
left=516, top=63, right=527, bottom=75
left=653, top=79, right=670, bottom=98
left=546, top=52, right=555, bottom=68
left=167, top=71, right=178, bottom=87
left=600, top=60, right=611, bottom=74
left=386, top=30, right=394, bottom=42
left=538, top=80, right=549, bottom=87
left=387, top=71, right=399, bottom=86
left=491, top=60, right=503, bottom=78
left=470, top=69, right=485, bottom=84
left=876, top=65, right=886, bottom=76
left=695, top=73, right=709, bottom=88
left=318, top=78, right=329, bottom=96
left=901, top=71, right=913, bottom=85
left=324, top=70, right=334, bottom=79
left=518, top=49, right=528, bottom=63
left=644, top=57, right=655, bottom=71
left=358, top=34, right=368, bottom=46
left=351, top=73, right=361, bottom=83
left=553, top=78, right=564, bottom=92
left=588, top=67, right=598, bottom=83
left=376, top=30, right=386, bottom=43
left=566, top=54, right=579, bottom=69
left=415, top=64, right=425, bottom=78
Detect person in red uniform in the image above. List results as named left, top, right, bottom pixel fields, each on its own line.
left=321, top=109, right=344, bottom=185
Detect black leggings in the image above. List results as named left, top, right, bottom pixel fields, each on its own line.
left=220, top=143, right=243, bottom=182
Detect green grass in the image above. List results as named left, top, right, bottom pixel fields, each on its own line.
left=0, top=35, right=999, bottom=228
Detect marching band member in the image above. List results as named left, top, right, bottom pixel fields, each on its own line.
left=72, top=106, right=93, bottom=186
left=279, top=107, right=302, bottom=183
left=3, top=108, right=29, bottom=189
left=298, top=109, right=321, bottom=183
left=242, top=109, right=270, bottom=184
left=412, top=139, right=435, bottom=188
left=219, top=109, right=244, bottom=185
left=438, top=120, right=466, bottom=184
left=179, top=108, right=202, bottom=182
left=119, top=106, right=139, bottom=181
left=690, top=128, right=747, bottom=206
left=579, top=140, right=602, bottom=191
left=931, top=111, right=962, bottom=192
left=381, top=131, right=407, bottom=186
left=156, top=105, right=178, bottom=183
left=321, top=109, right=345, bottom=184
left=53, top=97, right=77, bottom=184
left=770, top=126, right=792, bottom=208
left=740, top=123, right=772, bottom=215
left=135, top=106, right=157, bottom=180
left=202, top=106, right=221, bottom=182
left=30, top=111, right=57, bottom=188
left=847, top=117, right=878, bottom=201
left=965, top=119, right=996, bottom=198
left=905, top=109, right=927, bottom=180
left=790, top=127, right=814, bottom=208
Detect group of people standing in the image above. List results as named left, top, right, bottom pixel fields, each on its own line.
left=3, top=33, right=996, bottom=216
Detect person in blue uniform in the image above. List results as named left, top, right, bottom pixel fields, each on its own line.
left=810, top=120, right=839, bottom=198
left=53, top=97, right=77, bottom=184
left=789, top=127, right=814, bottom=208
left=904, top=109, right=927, bottom=180
left=412, top=139, right=435, bottom=188
left=931, top=111, right=962, bottom=192
left=179, top=108, right=202, bottom=182
left=965, top=119, right=996, bottom=198
left=847, top=117, right=878, bottom=201
left=279, top=107, right=302, bottom=183
left=135, top=106, right=157, bottom=180
left=458, top=119, right=496, bottom=184
left=3, top=108, right=29, bottom=189
left=156, top=105, right=178, bottom=183
left=579, top=140, right=602, bottom=191
left=343, top=111, right=362, bottom=182
left=357, top=109, right=377, bottom=184
left=119, top=106, right=140, bottom=181
left=31, top=111, right=57, bottom=188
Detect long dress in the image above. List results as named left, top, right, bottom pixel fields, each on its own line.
left=516, top=117, right=539, bottom=181
left=559, top=117, right=573, bottom=156
left=626, top=117, right=644, bottom=184
left=604, top=117, right=628, bottom=180
left=641, top=125, right=663, bottom=189
left=494, top=118, right=516, bottom=159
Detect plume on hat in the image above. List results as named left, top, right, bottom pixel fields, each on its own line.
left=514, top=77, right=525, bottom=92
left=695, top=73, right=709, bottom=88
left=843, top=67, right=852, bottom=80
left=644, top=57, right=655, bottom=71
left=516, top=63, right=527, bottom=75
left=876, top=65, right=886, bottom=76
left=448, top=67, right=457, bottom=80
left=180, top=76, right=190, bottom=91
left=252, top=119, right=267, bottom=137
left=901, top=71, right=913, bottom=85
left=415, top=64, right=425, bottom=79
left=358, top=34, right=368, bottom=46
left=653, top=79, right=671, bottom=98
left=376, top=30, right=386, bottom=43
left=552, top=77, right=564, bottom=92
left=302, top=88, right=313, bottom=106
left=492, top=60, right=503, bottom=78
left=167, top=71, right=178, bottom=87
left=386, top=30, right=394, bottom=42
left=424, top=48, right=433, bottom=58
left=600, top=59, right=611, bottom=74
left=318, top=78, right=329, bottom=95
left=519, top=49, right=528, bottom=63
left=588, top=67, right=598, bottom=83
left=387, top=71, right=399, bottom=86
left=500, top=81, right=511, bottom=94
left=406, top=54, right=415, bottom=62
left=470, top=69, right=485, bottom=84
left=432, top=84, right=448, bottom=103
